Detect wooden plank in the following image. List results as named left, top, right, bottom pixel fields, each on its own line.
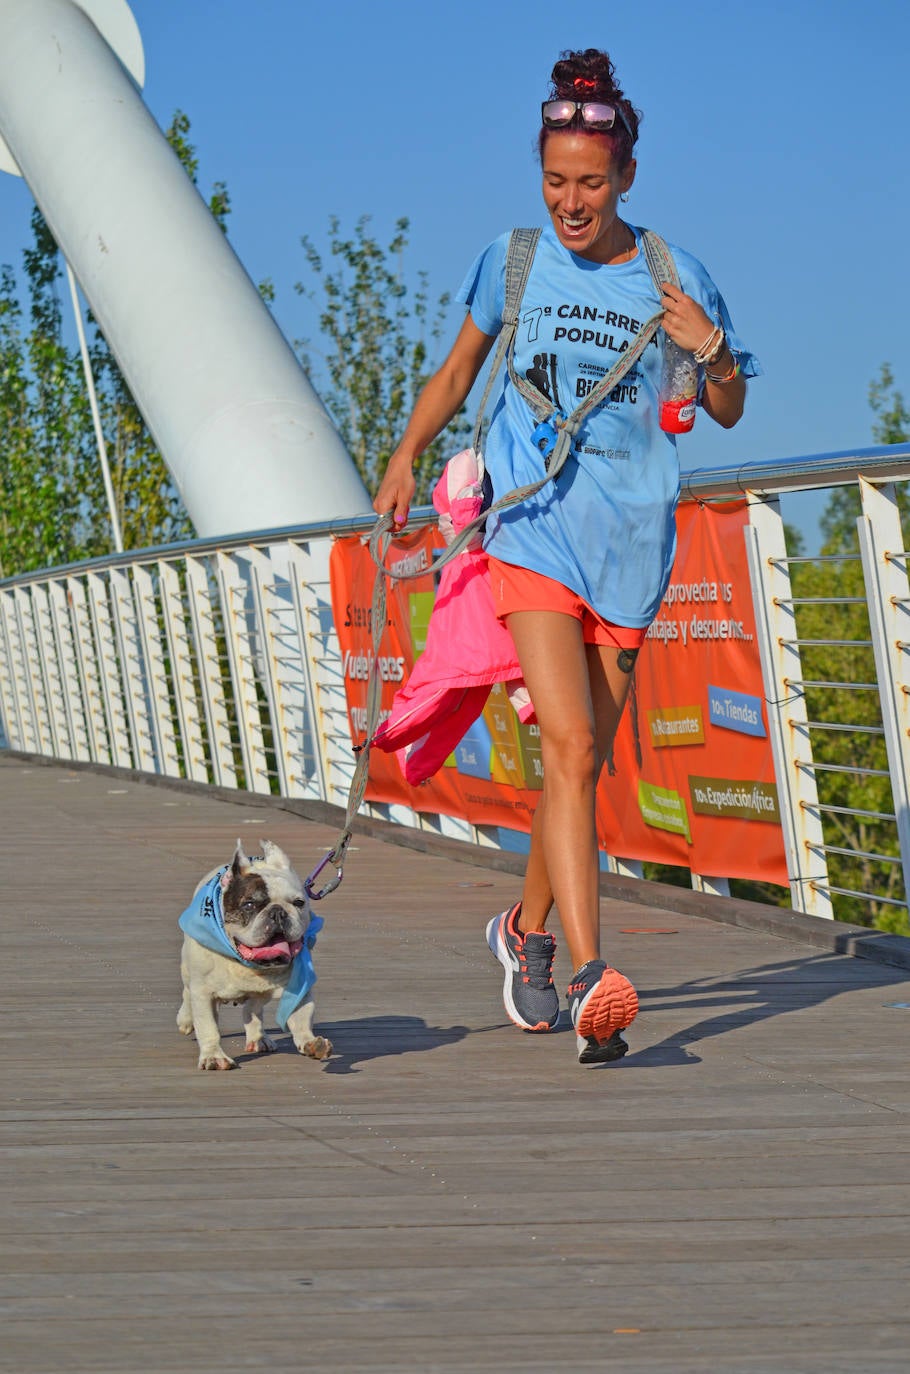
left=1, top=754, right=910, bottom=1374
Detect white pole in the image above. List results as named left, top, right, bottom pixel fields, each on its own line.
left=65, top=258, right=123, bottom=553
left=0, top=0, right=370, bottom=538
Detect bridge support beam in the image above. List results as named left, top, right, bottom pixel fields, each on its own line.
left=0, top=0, right=369, bottom=536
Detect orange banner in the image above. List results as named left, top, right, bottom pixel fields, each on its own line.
left=329, top=504, right=788, bottom=885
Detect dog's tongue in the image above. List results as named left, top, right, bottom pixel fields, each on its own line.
left=237, top=937, right=303, bottom=963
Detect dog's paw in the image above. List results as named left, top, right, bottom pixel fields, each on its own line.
left=177, top=1016, right=194, bottom=1037
left=197, top=1051, right=237, bottom=1071
left=245, top=1034, right=277, bottom=1055
left=300, top=1036, right=332, bottom=1061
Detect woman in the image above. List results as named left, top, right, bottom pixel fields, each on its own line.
left=373, top=48, right=759, bottom=1065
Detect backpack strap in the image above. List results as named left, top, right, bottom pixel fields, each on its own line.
left=470, top=228, right=542, bottom=452
left=640, top=228, right=681, bottom=293
left=501, top=227, right=675, bottom=482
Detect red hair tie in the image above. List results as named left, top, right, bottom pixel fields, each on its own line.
left=573, top=77, right=597, bottom=91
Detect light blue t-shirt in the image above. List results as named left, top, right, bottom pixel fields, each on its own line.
left=456, top=224, right=761, bottom=626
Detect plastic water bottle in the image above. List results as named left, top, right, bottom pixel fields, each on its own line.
left=659, top=335, right=697, bottom=434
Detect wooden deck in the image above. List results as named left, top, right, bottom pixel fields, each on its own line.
left=3, top=752, right=910, bottom=1374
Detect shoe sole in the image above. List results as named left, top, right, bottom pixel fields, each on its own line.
left=486, top=912, right=557, bottom=1033
left=573, top=968, right=638, bottom=1051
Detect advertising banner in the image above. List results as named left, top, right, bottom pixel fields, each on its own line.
left=329, top=503, right=788, bottom=885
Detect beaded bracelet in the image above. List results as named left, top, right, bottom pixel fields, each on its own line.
left=693, top=326, right=725, bottom=366
left=705, top=359, right=741, bottom=385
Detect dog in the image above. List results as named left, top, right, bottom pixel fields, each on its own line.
left=176, top=839, right=332, bottom=1069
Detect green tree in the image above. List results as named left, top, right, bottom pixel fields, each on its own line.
left=869, top=362, right=910, bottom=445
left=0, top=110, right=238, bottom=575
left=0, top=211, right=103, bottom=576
left=789, top=362, right=910, bottom=934
left=819, top=364, right=910, bottom=551
left=295, top=215, right=471, bottom=503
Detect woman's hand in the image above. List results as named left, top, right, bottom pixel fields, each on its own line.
left=373, top=449, right=417, bottom=529
left=659, top=281, right=746, bottom=428
left=658, top=282, right=715, bottom=352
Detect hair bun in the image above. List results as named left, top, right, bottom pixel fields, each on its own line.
left=544, top=47, right=641, bottom=163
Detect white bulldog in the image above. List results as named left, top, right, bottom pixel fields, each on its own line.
left=177, top=839, right=331, bottom=1070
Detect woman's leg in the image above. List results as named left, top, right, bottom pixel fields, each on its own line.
left=518, top=638, right=638, bottom=947
left=506, top=611, right=635, bottom=974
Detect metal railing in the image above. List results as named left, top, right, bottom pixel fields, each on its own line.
left=2, top=443, right=910, bottom=928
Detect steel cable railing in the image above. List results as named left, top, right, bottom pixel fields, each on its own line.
left=2, top=443, right=910, bottom=930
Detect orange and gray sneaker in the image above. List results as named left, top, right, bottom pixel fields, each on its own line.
left=567, top=959, right=639, bottom=1064
left=486, top=902, right=559, bottom=1032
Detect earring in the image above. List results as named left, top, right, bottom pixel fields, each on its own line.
left=620, top=192, right=630, bottom=203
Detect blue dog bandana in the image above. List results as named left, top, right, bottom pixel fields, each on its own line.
left=178, top=867, right=323, bottom=1032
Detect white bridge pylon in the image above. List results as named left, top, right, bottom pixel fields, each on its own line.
left=0, top=0, right=370, bottom=537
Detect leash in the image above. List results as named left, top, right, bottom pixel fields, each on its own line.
left=304, top=227, right=681, bottom=902
left=304, top=525, right=391, bottom=901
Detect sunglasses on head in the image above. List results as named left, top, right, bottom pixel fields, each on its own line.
left=541, top=100, right=633, bottom=141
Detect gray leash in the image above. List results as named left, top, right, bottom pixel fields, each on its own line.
left=304, top=529, right=391, bottom=900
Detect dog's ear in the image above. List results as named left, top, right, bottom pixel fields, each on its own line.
left=230, top=839, right=250, bottom=876
left=260, top=839, right=291, bottom=869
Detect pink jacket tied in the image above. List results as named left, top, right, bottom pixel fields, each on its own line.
left=371, top=450, right=533, bottom=785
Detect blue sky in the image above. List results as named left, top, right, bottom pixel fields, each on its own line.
left=1, top=0, right=908, bottom=548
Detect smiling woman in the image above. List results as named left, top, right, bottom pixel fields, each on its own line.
left=541, top=134, right=636, bottom=262
left=372, top=46, right=761, bottom=1068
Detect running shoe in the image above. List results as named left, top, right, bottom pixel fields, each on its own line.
left=567, top=958, right=638, bottom=1064
left=486, top=902, right=559, bottom=1031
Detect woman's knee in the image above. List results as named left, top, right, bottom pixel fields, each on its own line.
left=540, top=725, right=598, bottom=784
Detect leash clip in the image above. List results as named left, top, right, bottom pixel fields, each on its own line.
left=531, top=412, right=565, bottom=471
left=304, top=851, right=344, bottom=902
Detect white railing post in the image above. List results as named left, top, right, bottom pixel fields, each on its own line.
left=131, top=563, right=180, bottom=777
left=86, top=570, right=132, bottom=768
left=67, top=576, right=110, bottom=764
left=744, top=494, right=833, bottom=917
left=605, top=855, right=645, bottom=880
left=856, top=476, right=910, bottom=904
left=286, top=543, right=333, bottom=802
left=48, top=579, right=91, bottom=761
left=14, top=586, right=54, bottom=755
left=247, top=547, right=297, bottom=798
left=30, top=582, right=69, bottom=757
left=108, top=566, right=156, bottom=772
left=157, top=561, right=208, bottom=784
left=184, top=555, right=237, bottom=789
left=691, top=874, right=731, bottom=896
left=0, top=587, right=33, bottom=751
left=293, top=567, right=357, bottom=811
left=215, top=552, right=271, bottom=795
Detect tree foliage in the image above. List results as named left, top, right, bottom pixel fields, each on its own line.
left=0, top=217, right=102, bottom=576
left=789, top=362, right=910, bottom=934
left=0, top=109, right=238, bottom=578
left=295, top=215, right=470, bottom=503
left=869, top=362, right=910, bottom=445
left=819, top=364, right=910, bottom=552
